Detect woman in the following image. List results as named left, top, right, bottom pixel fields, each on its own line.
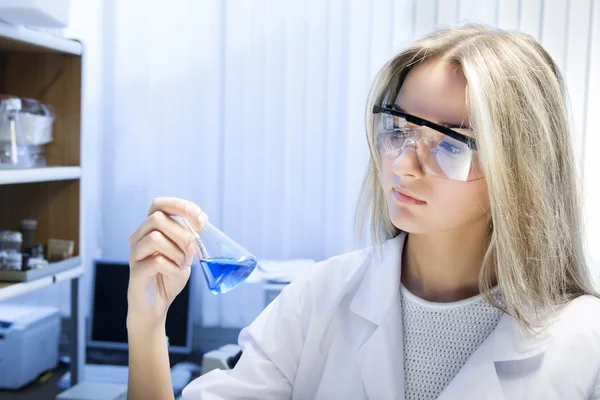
left=127, top=24, right=600, bottom=399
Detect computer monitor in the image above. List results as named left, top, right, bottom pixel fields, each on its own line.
left=87, top=259, right=195, bottom=354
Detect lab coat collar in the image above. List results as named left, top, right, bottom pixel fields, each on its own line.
left=352, top=233, right=406, bottom=399
left=349, top=232, right=405, bottom=325
left=436, top=312, right=551, bottom=399
left=488, top=311, right=551, bottom=362
left=350, top=232, right=552, bottom=400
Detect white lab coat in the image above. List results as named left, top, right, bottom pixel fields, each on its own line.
left=183, top=233, right=600, bottom=399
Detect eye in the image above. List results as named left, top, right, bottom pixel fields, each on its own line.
left=386, top=130, right=411, bottom=145
left=378, top=131, right=405, bottom=153
left=391, top=129, right=411, bottom=138
left=438, top=138, right=468, bottom=155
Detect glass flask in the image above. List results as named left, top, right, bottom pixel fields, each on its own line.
left=181, top=218, right=257, bottom=295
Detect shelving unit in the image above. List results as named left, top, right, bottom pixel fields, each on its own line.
left=0, top=22, right=85, bottom=386
left=0, top=166, right=82, bottom=185
left=0, top=257, right=83, bottom=300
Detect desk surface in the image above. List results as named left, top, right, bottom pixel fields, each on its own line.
left=0, top=364, right=68, bottom=400
left=0, top=350, right=205, bottom=400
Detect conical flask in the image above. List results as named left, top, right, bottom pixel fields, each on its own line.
left=181, top=218, right=257, bottom=294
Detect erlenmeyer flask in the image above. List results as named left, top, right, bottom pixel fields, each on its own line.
left=181, top=218, right=257, bottom=294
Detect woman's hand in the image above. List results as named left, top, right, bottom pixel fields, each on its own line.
left=127, top=197, right=207, bottom=332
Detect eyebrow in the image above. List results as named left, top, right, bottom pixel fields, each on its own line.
left=392, top=104, right=469, bottom=130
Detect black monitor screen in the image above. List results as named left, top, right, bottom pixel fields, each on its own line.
left=89, top=260, right=193, bottom=353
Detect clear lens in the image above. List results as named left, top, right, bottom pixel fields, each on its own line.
left=375, top=113, right=482, bottom=181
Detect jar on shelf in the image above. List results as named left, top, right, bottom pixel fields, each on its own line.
left=0, top=231, right=22, bottom=252
left=0, top=98, right=35, bottom=169
left=0, top=250, right=7, bottom=270
left=5, top=251, right=22, bottom=271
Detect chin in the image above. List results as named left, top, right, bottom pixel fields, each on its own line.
left=391, top=219, right=431, bottom=234
left=387, top=203, right=431, bottom=234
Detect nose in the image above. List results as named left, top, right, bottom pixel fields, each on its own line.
left=391, top=139, right=426, bottom=180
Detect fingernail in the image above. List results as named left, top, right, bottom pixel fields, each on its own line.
left=185, top=204, right=202, bottom=217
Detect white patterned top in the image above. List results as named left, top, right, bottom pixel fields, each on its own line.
left=401, top=285, right=504, bottom=400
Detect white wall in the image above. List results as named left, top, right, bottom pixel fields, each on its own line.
left=99, top=0, right=373, bottom=264
left=583, top=1, right=600, bottom=280
left=99, top=0, right=600, bottom=327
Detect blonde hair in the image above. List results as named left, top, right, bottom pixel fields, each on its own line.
left=356, top=24, right=598, bottom=331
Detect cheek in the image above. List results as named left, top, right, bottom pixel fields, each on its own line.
left=432, top=178, right=490, bottom=226
left=380, top=159, right=392, bottom=184
left=382, top=175, right=490, bottom=233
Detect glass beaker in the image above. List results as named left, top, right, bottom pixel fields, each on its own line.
left=180, top=218, right=257, bottom=295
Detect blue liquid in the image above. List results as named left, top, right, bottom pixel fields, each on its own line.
left=200, top=257, right=257, bottom=294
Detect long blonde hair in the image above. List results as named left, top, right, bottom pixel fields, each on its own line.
left=356, top=24, right=598, bottom=331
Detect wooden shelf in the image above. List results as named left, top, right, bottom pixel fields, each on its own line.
left=0, top=257, right=83, bottom=302
left=0, top=21, right=82, bottom=55
left=0, top=166, right=82, bottom=185
left=0, top=23, right=86, bottom=385
left=0, top=256, right=82, bottom=282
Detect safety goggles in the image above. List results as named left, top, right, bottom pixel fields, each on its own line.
left=373, top=105, right=482, bottom=182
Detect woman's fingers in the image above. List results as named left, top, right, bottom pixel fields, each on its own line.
left=129, top=210, right=196, bottom=253
left=147, top=197, right=201, bottom=217
left=153, top=255, right=187, bottom=280
left=129, top=198, right=207, bottom=249
left=131, top=254, right=184, bottom=282
left=147, top=197, right=207, bottom=233
left=130, top=230, right=186, bottom=268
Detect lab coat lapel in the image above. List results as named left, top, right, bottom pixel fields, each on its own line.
left=355, top=304, right=404, bottom=400
left=436, top=336, right=505, bottom=400
left=351, top=234, right=406, bottom=400
left=437, top=310, right=551, bottom=400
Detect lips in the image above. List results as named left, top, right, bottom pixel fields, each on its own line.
left=392, top=187, right=426, bottom=204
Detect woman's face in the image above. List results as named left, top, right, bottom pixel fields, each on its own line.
left=381, top=61, right=490, bottom=234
